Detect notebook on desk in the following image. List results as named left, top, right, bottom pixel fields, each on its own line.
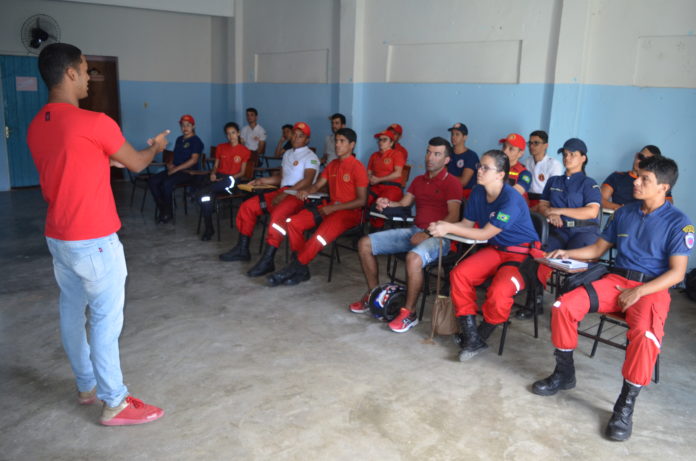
left=538, top=258, right=589, bottom=272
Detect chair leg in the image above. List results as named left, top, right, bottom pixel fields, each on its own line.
left=129, top=183, right=136, bottom=207
left=140, top=187, right=148, bottom=213
left=328, top=242, right=336, bottom=282
left=197, top=207, right=203, bottom=234
left=533, top=286, right=539, bottom=339
left=418, top=268, right=429, bottom=321
left=498, top=321, right=510, bottom=356
left=215, top=200, right=222, bottom=241
left=654, top=355, right=660, bottom=384
left=590, top=315, right=608, bottom=358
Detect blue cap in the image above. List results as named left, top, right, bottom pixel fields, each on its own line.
left=557, top=138, right=587, bottom=155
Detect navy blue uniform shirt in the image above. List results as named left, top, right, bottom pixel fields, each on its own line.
left=603, top=171, right=672, bottom=205
left=173, top=135, right=204, bottom=169
left=541, top=172, right=601, bottom=231
left=465, top=184, right=539, bottom=247
left=447, top=148, right=479, bottom=189
left=602, top=201, right=693, bottom=277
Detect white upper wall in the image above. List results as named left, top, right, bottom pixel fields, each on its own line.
left=0, top=0, right=230, bottom=83
left=240, top=0, right=338, bottom=84
left=359, top=0, right=561, bottom=84
left=57, top=0, right=235, bottom=17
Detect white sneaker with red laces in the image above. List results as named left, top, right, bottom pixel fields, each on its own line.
left=388, top=308, right=419, bottom=333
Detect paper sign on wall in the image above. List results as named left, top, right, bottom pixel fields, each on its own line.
left=16, top=76, right=38, bottom=92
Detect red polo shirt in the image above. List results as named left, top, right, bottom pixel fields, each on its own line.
left=27, top=103, right=125, bottom=240
left=216, top=143, right=251, bottom=176
left=367, top=148, right=406, bottom=178
left=322, top=155, right=368, bottom=203
left=407, top=168, right=463, bottom=229
left=395, top=142, right=409, bottom=162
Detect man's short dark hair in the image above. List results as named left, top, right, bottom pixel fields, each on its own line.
left=638, top=156, right=678, bottom=188
left=482, top=149, right=510, bottom=183
left=428, top=136, right=452, bottom=157
left=642, top=145, right=662, bottom=157
left=529, top=130, right=548, bottom=144
left=38, top=43, right=83, bottom=89
left=335, top=127, right=357, bottom=145
left=330, top=113, right=346, bottom=125
left=246, top=107, right=258, bottom=115
left=282, top=124, right=293, bottom=131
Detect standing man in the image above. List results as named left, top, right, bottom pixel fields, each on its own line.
left=321, top=113, right=346, bottom=165
left=532, top=156, right=692, bottom=441
left=523, top=130, right=563, bottom=208
left=499, top=133, right=532, bottom=200
left=387, top=123, right=409, bottom=162
left=350, top=137, right=462, bottom=333
left=27, top=43, right=167, bottom=426
left=240, top=107, right=267, bottom=156
left=266, top=128, right=368, bottom=286
left=446, top=122, right=479, bottom=199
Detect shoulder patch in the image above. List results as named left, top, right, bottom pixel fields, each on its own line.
left=522, top=174, right=531, bottom=183
left=686, top=233, right=694, bottom=249
left=311, top=160, right=319, bottom=165
left=496, top=212, right=510, bottom=223
left=683, top=225, right=695, bottom=233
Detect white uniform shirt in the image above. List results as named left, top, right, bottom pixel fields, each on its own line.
left=523, top=154, right=564, bottom=194
left=324, top=133, right=337, bottom=163
left=240, top=124, right=267, bottom=151
left=281, top=146, right=320, bottom=187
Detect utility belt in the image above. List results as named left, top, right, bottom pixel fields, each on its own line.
left=369, top=181, right=403, bottom=197
left=563, top=219, right=598, bottom=229
left=527, top=192, right=543, bottom=201
left=491, top=241, right=539, bottom=255
left=610, top=267, right=656, bottom=283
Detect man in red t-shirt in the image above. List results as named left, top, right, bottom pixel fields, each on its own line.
left=350, top=137, right=462, bottom=333
left=27, top=43, right=168, bottom=426
left=264, top=128, right=368, bottom=286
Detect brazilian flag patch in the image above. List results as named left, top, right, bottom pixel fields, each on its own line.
left=496, top=212, right=510, bottom=223
left=522, top=174, right=531, bottom=183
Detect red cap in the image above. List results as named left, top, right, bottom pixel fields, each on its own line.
left=293, top=122, right=311, bottom=137
left=499, top=133, right=526, bottom=150
left=374, top=130, right=396, bottom=141
left=387, top=123, right=403, bottom=135
left=179, top=114, right=195, bottom=125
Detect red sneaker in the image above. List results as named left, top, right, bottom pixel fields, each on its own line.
left=77, top=388, right=97, bottom=405
left=349, top=293, right=370, bottom=313
left=388, top=308, right=419, bottom=333
left=100, top=396, right=164, bottom=426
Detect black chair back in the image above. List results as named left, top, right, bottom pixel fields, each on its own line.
left=530, top=211, right=549, bottom=250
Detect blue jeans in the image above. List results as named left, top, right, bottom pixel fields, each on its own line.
left=369, top=226, right=450, bottom=267
left=46, top=233, right=129, bottom=407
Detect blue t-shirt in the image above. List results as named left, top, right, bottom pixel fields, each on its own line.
left=602, top=201, right=693, bottom=277
left=173, top=135, right=204, bottom=169
left=447, top=148, right=479, bottom=189
left=603, top=171, right=672, bottom=205
left=541, top=172, right=601, bottom=232
left=465, top=184, right=540, bottom=247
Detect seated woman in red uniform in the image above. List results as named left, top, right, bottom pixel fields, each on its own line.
left=367, top=129, right=406, bottom=228
left=428, top=150, right=542, bottom=361
left=198, top=122, right=251, bottom=240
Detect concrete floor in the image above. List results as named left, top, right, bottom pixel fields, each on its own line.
left=1, top=182, right=695, bottom=461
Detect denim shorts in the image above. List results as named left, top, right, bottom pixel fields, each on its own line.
left=368, top=226, right=451, bottom=267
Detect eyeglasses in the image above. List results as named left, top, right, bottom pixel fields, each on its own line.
left=475, top=163, right=500, bottom=173
left=378, top=137, right=391, bottom=143
left=527, top=141, right=544, bottom=146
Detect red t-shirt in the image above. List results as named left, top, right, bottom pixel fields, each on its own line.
left=321, top=155, right=368, bottom=203
left=407, top=168, right=463, bottom=229
left=367, top=149, right=406, bottom=179
left=216, top=143, right=251, bottom=176
left=27, top=103, right=125, bottom=240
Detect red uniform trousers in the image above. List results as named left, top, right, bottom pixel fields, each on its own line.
left=286, top=206, right=363, bottom=265
left=368, top=184, right=403, bottom=228
left=551, top=273, right=670, bottom=386
left=235, top=188, right=305, bottom=248
left=450, top=246, right=528, bottom=324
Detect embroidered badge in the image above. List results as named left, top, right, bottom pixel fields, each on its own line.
left=496, top=212, right=510, bottom=223
left=343, top=174, right=351, bottom=182
left=234, top=155, right=241, bottom=163
left=539, top=174, right=545, bottom=181
left=682, top=225, right=695, bottom=233
left=293, top=160, right=299, bottom=166
left=457, top=159, right=464, bottom=168
left=522, top=175, right=531, bottom=183
left=311, top=160, right=319, bottom=165
left=184, top=143, right=190, bottom=149
left=686, top=233, right=694, bottom=249
left=384, top=158, right=392, bottom=164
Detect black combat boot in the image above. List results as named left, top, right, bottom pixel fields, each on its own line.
left=246, top=245, right=277, bottom=277
left=283, top=262, right=310, bottom=285
left=457, top=315, right=488, bottom=361
left=477, top=320, right=498, bottom=341
left=267, top=256, right=301, bottom=286
left=201, top=215, right=215, bottom=241
left=605, top=380, right=641, bottom=441
left=219, top=235, right=251, bottom=261
left=532, top=349, right=576, bottom=396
